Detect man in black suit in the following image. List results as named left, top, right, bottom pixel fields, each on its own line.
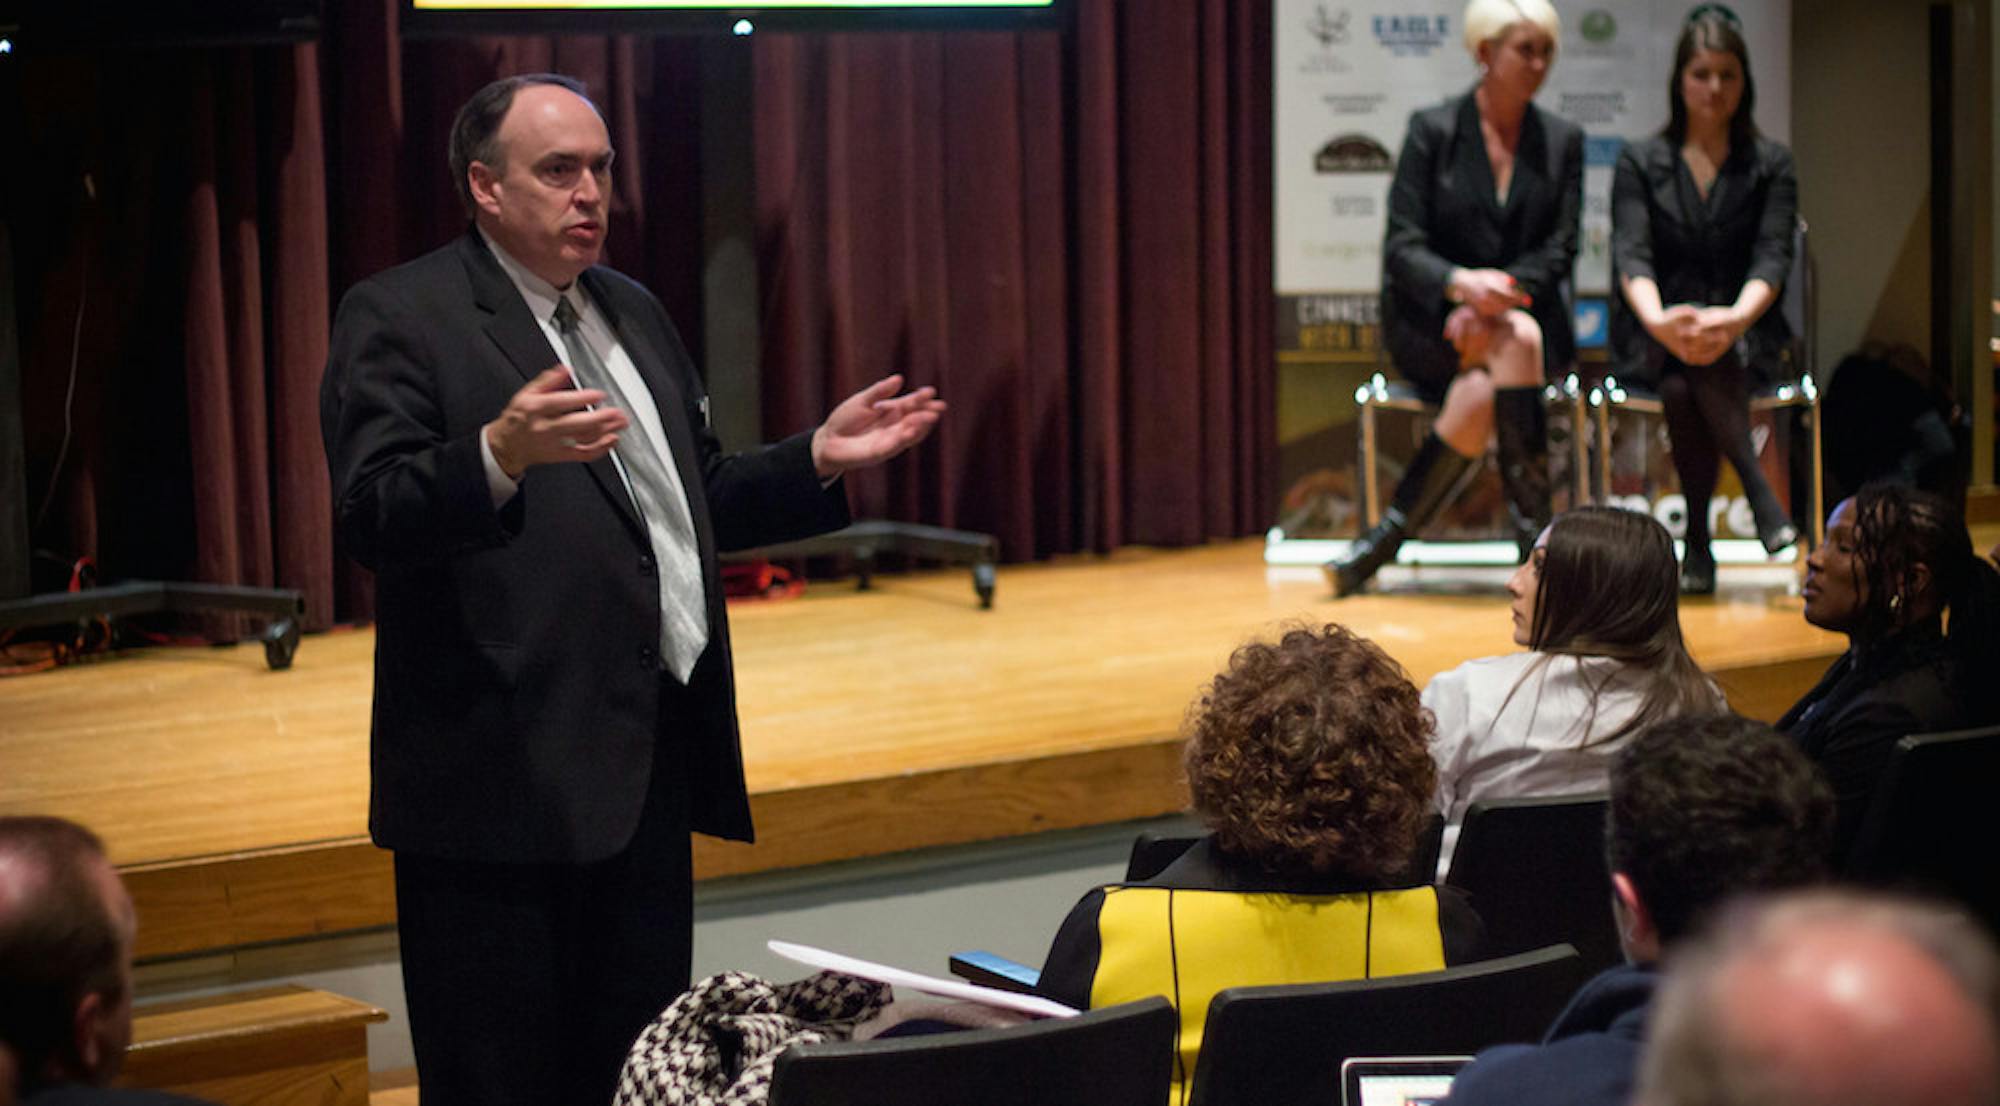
left=319, top=73, right=944, bottom=1106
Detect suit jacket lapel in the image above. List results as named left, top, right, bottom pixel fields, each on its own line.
left=456, top=231, right=645, bottom=539
left=1451, top=94, right=1505, bottom=225
left=1502, top=109, right=1546, bottom=225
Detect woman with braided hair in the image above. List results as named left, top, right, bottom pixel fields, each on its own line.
left=1781, top=484, right=2000, bottom=854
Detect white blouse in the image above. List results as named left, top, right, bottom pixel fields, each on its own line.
left=1423, top=651, right=1723, bottom=875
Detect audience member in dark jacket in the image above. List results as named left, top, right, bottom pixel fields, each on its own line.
left=1441, top=714, right=1834, bottom=1106
left=1780, top=483, right=2000, bottom=856
left=1038, top=624, right=1483, bottom=1106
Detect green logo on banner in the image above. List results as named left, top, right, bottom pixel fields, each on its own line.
left=1580, top=10, right=1617, bottom=42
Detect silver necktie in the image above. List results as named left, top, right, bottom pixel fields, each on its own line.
left=554, top=295, right=708, bottom=682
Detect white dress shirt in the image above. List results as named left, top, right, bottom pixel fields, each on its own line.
left=475, top=230, right=684, bottom=515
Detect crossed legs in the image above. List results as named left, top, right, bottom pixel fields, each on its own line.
left=1329, top=310, right=1546, bottom=597
left=1659, top=353, right=1798, bottom=592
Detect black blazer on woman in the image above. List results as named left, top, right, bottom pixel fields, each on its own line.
left=1609, top=134, right=1797, bottom=383
left=1777, top=623, right=1962, bottom=857
left=1381, top=91, right=1584, bottom=398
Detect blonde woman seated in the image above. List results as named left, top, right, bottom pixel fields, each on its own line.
left=1036, top=625, right=1482, bottom=1105
left=1427, top=507, right=1722, bottom=870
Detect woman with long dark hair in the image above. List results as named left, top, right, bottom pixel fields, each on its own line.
left=1611, top=6, right=1800, bottom=593
left=1328, top=0, right=1583, bottom=596
left=1781, top=484, right=2000, bottom=854
left=1426, top=507, right=1722, bottom=865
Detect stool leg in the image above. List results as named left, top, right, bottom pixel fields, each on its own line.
left=1360, top=401, right=1380, bottom=530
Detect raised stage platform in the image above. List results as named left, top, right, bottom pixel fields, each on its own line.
left=0, top=539, right=1846, bottom=964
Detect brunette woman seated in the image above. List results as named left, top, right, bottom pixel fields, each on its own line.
left=1036, top=625, right=1482, bottom=1105
left=1426, top=507, right=1723, bottom=869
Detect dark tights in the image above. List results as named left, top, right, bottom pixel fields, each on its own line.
left=1659, top=352, right=1785, bottom=563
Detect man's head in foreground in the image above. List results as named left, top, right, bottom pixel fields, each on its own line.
left=1638, top=889, right=2000, bottom=1106
left=0, top=816, right=137, bottom=1094
left=1604, top=712, right=1835, bottom=964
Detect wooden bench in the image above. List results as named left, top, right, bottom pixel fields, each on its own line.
left=118, top=984, right=387, bottom=1106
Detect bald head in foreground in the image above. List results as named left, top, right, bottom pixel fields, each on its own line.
left=0, top=816, right=208, bottom=1105
left=1638, top=890, right=2000, bottom=1106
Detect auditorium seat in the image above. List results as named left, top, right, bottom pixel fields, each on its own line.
left=1444, top=794, right=1622, bottom=972
left=1842, top=724, right=2000, bottom=933
left=765, top=996, right=1175, bottom=1106
left=1186, top=944, right=1589, bottom=1106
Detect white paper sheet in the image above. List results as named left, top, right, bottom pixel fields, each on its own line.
left=766, top=940, right=1079, bottom=1019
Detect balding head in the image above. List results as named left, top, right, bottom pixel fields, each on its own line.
left=0, top=817, right=137, bottom=1093
left=1638, top=890, right=2000, bottom=1106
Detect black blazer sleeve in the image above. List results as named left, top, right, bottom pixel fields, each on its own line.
left=1744, top=140, right=1798, bottom=290
left=1610, top=141, right=1658, bottom=284
left=1383, top=106, right=1460, bottom=311
left=1037, top=888, right=1109, bottom=1009
left=321, top=277, right=519, bottom=571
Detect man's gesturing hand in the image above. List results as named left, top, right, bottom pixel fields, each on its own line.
left=484, top=367, right=630, bottom=479
left=811, top=374, right=948, bottom=479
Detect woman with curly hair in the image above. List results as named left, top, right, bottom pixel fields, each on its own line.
left=1036, top=625, right=1483, bottom=1104
left=1781, top=483, right=2000, bottom=855
left=1427, top=507, right=1722, bottom=870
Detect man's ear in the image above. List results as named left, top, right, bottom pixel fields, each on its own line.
left=467, top=162, right=504, bottom=219
left=70, top=990, right=106, bottom=1076
left=1611, top=871, right=1661, bottom=963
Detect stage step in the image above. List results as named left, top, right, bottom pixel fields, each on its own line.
left=118, top=984, right=387, bottom=1106
left=368, top=1067, right=418, bottom=1105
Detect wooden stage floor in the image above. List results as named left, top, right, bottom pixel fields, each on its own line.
left=0, top=539, right=1845, bottom=962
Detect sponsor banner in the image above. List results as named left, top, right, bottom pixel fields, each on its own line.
left=1277, top=292, right=1382, bottom=359
left=1272, top=0, right=1792, bottom=541
left=1275, top=0, right=1790, bottom=312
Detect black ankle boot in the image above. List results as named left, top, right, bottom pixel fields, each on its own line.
left=1327, top=433, right=1476, bottom=597
left=1494, top=386, right=1552, bottom=561
left=1746, top=488, right=1799, bottom=554
left=1679, top=543, right=1717, bottom=595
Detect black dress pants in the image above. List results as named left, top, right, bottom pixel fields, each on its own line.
left=394, top=677, right=697, bottom=1106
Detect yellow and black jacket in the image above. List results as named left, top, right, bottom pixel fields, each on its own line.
left=1036, top=837, right=1484, bottom=1105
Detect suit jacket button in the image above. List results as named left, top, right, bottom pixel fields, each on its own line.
left=638, top=644, right=657, bottom=667
left=638, top=554, right=656, bottom=576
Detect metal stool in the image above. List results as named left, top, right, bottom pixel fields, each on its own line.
left=1588, top=372, right=1824, bottom=548
left=1354, top=371, right=1591, bottom=530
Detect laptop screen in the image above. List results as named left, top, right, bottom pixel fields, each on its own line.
left=1340, top=1056, right=1471, bottom=1106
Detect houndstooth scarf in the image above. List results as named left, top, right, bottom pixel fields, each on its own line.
left=613, top=970, right=891, bottom=1106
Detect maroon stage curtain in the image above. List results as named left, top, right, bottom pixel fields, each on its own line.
left=4, top=0, right=1272, bottom=635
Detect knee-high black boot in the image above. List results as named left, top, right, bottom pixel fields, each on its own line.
left=1494, top=385, right=1552, bottom=561
left=1327, top=433, right=1478, bottom=597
